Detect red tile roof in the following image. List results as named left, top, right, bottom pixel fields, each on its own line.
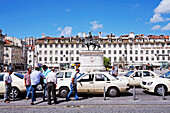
left=4, top=39, right=12, bottom=45
left=148, top=36, right=169, bottom=39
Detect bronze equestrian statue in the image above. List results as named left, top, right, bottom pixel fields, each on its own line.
left=83, top=31, right=100, bottom=50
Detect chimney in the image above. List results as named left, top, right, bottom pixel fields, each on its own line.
left=0, top=29, right=2, bottom=35
left=129, top=32, right=135, bottom=38
left=42, top=33, right=45, bottom=38
left=83, top=32, right=86, bottom=37
left=99, top=32, right=101, bottom=38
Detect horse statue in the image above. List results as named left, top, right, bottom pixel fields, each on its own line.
left=83, top=31, right=101, bottom=50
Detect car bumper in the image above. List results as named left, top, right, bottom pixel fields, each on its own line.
left=141, top=85, right=155, bottom=93
left=119, top=87, right=130, bottom=92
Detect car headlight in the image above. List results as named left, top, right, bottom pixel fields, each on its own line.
left=147, top=82, right=153, bottom=86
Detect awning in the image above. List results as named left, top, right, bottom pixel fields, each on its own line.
left=152, top=63, right=161, bottom=66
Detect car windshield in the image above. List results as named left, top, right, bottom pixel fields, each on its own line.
left=108, top=73, right=118, bottom=79
left=14, top=73, right=24, bottom=79
left=160, top=71, right=170, bottom=79
left=124, top=71, right=134, bottom=77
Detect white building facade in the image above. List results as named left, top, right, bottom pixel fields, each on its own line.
left=26, top=37, right=36, bottom=69
left=34, top=32, right=170, bottom=69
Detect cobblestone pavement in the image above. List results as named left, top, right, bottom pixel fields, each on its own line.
left=0, top=88, right=170, bottom=113
left=0, top=69, right=169, bottom=113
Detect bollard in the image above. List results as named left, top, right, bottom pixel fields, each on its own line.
left=12, top=88, right=15, bottom=101
left=133, top=86, right=138, bottom=100
left=162, top=86, right=167, bottom=100
left=103, top=86, right=106, bottom=100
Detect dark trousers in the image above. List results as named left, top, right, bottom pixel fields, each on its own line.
left=31, top=85, right=37, bottom=103
left=43, top=84, right=47, bottom=101
left=4, top=83, right=11, bottom=101
left=47, top=82, right=56, bottom=104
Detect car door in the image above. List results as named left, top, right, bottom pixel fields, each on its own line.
left=77, top=74, right=94, bottom=93
left=142, top=71, right=155, bottom=81
left=129, top=71, right=142, bottom=86
left=0, top=74, right=5, bottom=94
left=57, top=72, right=64, bottom=82
left=64, top=72, right=72, bottom=82
left=94, top=74, right=110, bottom=93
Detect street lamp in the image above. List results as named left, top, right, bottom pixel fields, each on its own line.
left=124, top=44, right=127, bottom=66
left=69, top=51, right=73, bottom=69
left=36, top=52, right=39, bottom=67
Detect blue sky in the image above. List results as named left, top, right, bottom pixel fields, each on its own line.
left=0, top=0, right=170, bottom=38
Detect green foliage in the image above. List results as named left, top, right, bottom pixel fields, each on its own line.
left=103, top=57, right=111, bottom=68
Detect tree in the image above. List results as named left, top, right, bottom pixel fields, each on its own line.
left=103, top=57, right=111, bottom=68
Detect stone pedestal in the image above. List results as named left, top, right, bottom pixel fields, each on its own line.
left=79, top=50, right=105, bottom=73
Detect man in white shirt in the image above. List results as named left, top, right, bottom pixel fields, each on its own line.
left=66, top=69, right=80, bottom=101
left=46, top=69, right=57, bottom=105
left=4, top=70, right=13, bottom=103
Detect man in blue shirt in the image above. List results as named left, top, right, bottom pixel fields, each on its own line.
left=30, top=67, right=45, bottom=105
left=66, top=69, right=80, bottom=101
left=42, top=65, right=51, bottom=100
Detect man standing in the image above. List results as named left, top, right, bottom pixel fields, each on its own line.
left=30, top=67, right=45, bottom=105
left=111, top=66, right=118, bottom=77
left=66, top=69, right=79, bottom=101
left=4, top=70, right=13, bottom=103
left=42, top=65, right=51, bottom=100
left=46, top=69, right=57, bottom=105
left=24, top=68, right=32, bottom=100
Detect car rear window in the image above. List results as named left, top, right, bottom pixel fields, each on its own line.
left=14, top=73, right=24, bottom=79
left=124, top=71, right=134, bottom=77
left=0, top=74, right=5, bottom=81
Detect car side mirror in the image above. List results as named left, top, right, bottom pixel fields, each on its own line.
left=130, top=75, right=135, bottom=80
left=77, top=80, right=81, bottom=82
left=130, top=75, right=134, bottom=78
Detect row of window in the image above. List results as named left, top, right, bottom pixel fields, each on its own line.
left=38, top=56, right=170, bottom=62
left=39, top=57, right=79, bottom=62
left=39, top=43, right=170, bottom=48
left=38, top=50, right=79, bottom=55
left=39, top=44, right=84, bottom=48
left=109, top=56, right=170, bottom=61
left=99, top=50, right=170, bottom=55
left=37, top=49, right=170, bottom=56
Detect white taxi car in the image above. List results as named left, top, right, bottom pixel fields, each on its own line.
left=141, top=71, right=170, bottom=95
left=57, top=72, right=130, bottom=97
left=0, top=72, right=26, bottom=98
left=117, top=70, right=159, bottom=87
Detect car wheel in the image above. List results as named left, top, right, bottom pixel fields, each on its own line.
left=107, top=87, right=119, bottom=97
left=155, top=85, right=167, bottom=96
left=10, top=87, right=20, bottom=98
left=36, top=84, right=43, bottom=91
left=59, top=87, right=69, bottom=98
